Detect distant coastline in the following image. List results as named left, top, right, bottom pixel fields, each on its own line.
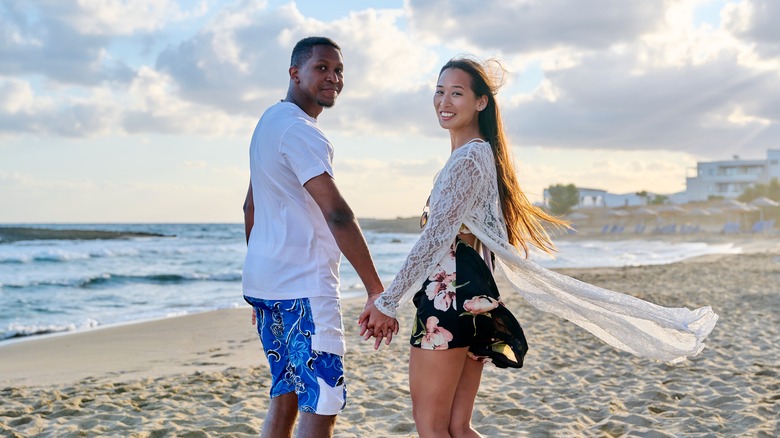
left=0, top=227, right=167, bottom=243
left=358, top=217, right=421, bottom=234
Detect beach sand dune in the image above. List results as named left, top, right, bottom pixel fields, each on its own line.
left=1, top=252, right=779, bottom=437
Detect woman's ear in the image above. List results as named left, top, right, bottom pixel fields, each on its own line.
left=477, top=95, right=488, bottom=111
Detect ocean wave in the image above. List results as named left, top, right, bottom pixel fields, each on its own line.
left=0, top=254, right=32, bottom=264
left=0, top=250, right=111, bottom=264
left=88, top=248, right=142, bottom=258
left=79, top=272, right=240, bottom=287
left=0, top=250, right=92, bottom=263
left=0, top=247, right=145, bottom=265
left=33, top=251, right=92, bottom=262
left=1, top=319, right=99, bottom=340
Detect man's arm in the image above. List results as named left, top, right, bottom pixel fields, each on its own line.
left=243, top=181, right=254, bottom=244
left=243, top=181, right=257, bottom=326
left=304, top=173, right=398, bottom=343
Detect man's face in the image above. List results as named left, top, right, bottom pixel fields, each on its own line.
left=293, top=45, right=344, bottom=108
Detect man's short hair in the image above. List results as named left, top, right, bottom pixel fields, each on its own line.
left=290, top=37, right=341, bottom=67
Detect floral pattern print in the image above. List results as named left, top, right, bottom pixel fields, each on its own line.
left=409, top=238, right=528, bottom=368
left=244, top=296, right=346, bottom=413
left=419, top=316, right=454, bottom=350
left=424, top=246, right=460, bottom=312
left=467, top=351, right=493, bottom=364
left=463, top=295, right=500, bottom=315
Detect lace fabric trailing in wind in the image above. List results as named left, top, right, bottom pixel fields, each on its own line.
left=374, top=139, right=718, bottom=364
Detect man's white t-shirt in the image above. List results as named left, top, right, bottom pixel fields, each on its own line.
left=242, top=102, right=341, bottom=300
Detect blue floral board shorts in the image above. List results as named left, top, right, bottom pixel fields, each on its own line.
left=244, top=295, right=347, bottom=415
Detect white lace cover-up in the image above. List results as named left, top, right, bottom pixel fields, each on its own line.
left=374, top=139, right=718, bottom=364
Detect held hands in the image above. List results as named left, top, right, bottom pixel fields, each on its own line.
left=251, top=296, right=398, bottom=350
left=358, top=294, right=399, bottom=350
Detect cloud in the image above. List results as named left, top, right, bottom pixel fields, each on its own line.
left=0, top=78, right=117, bottom=137
left=0, top=0, right=135, bottom=85
left=155, top=3, right=438, bottom=123
left=504, top=53, right=780, bottom=158
left=0, top=67, right=254, bottom=138
left=63, top=0, right=205, bottom=36
left=724, top=0, right=780, bottom=57
left=407, top=0, right=666, bottom=53
left=1, top=0, right=778, bottom=159
left=121, top=66, right=252, bottom=136
left=155, top=1, right=287, bottom=115
left=321, top=86, right=440, bottom=138
left=505, top=57, right=780, bottom=156
left=489, top=5, right=780, bottom=161
left=0, top=170, right=97, bottom=191
left=334, top=156, right=446, bottom=217
left=512, top=147, right=695, bottom=201
left=0, top=167, right=246, bottom=223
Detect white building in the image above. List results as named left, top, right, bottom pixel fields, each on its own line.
left=686, top=149, right=780, bottom=202
left=543, top=187, right=650, bottom=209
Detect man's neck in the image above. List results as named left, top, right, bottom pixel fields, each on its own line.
left=284, top=90, right=323, bottom=119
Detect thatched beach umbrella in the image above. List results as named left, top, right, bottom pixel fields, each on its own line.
left=687, top=208, right=712, bottom=217
left=719, top=199, right=755, bottom=212
left=632, top=207, right=659, bottom=217
left=749, top=196, right=779, bottom=208
left=631, top=207, right=659, bottom=228
left=607, top=209, right=630, bottom=217
left=656, top=204, right=688, bottom=214
left=719, top=199, right=757, bottom=228
left=607, top=209, right=629, bottom=224
left=566, top=212, right=590, bottom=221
left=682, top=208, right=712, bottom=232
left=604, top=209, right=629, bottom=232
left=656, top=205, right=687, bottom=228
left=749, top=196, right=779, bottom=223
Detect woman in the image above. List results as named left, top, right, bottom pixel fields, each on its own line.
left=359, top=57, right=717, bottom=438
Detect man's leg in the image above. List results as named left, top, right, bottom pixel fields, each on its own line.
left=246, top=297, right=300, bottom=438
left=261, top=392, right=299, bottom=438
left=294, top=297, right=345, bottom=438
left=295, top=412, right=337, bottom=438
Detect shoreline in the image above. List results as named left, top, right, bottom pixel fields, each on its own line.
left=2, top=235, right=776, bottom=384
left=1, top=233, right=774, bottom=348
left=0, top=235, right=761, bottom=347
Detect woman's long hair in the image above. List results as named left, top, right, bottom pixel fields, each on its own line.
left=439, top=58, right=569, bottom=256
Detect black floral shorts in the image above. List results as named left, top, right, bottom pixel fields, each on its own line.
left=410, top=238, right=529, bottom=368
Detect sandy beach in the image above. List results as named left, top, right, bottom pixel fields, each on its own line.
left=1, top=237, right=779, bottom=437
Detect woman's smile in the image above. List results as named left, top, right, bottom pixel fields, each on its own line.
left=439, top=111, right=455, bottom=121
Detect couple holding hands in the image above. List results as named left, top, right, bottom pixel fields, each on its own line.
left=241, top=36, right=718, bottom=438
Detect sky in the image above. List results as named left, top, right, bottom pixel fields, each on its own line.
left=1, top=0, right=779, bottom=223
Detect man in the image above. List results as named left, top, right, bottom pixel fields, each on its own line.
left=242, top=36, right=397, bottom=438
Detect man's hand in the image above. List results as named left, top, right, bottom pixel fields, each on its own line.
left=358, top=295, right=399, bottom=350
left=251, top=307, right=256, bottom=326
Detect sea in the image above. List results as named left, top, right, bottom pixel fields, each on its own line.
left=0, top=223, right=741, bottom=342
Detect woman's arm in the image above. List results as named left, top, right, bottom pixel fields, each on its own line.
left=372, top=153, right=484, bottom=317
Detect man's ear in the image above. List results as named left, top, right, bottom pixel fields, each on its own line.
left=289, top=66, right=299, bottom=83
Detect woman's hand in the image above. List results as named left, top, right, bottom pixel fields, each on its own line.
left=359, top=296, right=399, bottom=350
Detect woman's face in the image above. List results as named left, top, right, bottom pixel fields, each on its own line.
left=433, top=68, right=487, bottom=132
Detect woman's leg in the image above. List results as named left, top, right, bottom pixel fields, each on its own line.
left=448, top=357, right=484, bottom=438
left=409, top=346, right=470, bottom=438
